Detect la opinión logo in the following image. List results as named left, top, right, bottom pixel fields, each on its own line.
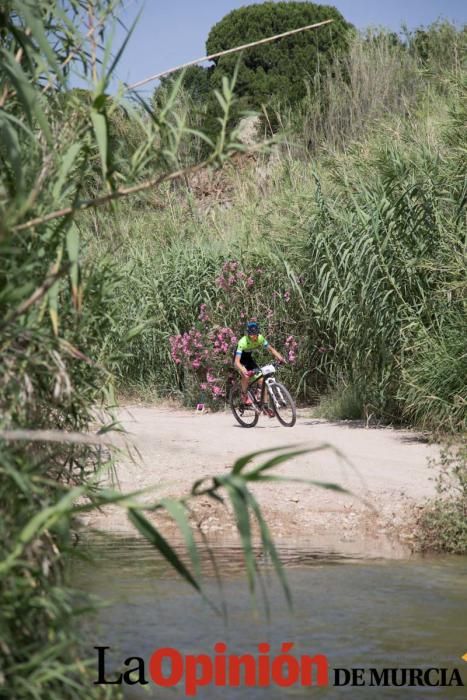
left=94, top=643, right=328, bottom=695
left=94, top=644, right=465, bottom=696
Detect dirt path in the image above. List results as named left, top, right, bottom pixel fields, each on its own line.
left=84, top=407, right=440, bottom=557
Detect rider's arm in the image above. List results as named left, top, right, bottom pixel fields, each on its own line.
left=234, top=354, right=249, bottom=377
left=234, top=338, right=250, bottom=376
left=267, top=344, right=286, bottom=364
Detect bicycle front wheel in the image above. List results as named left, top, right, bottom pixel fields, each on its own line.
left=230, top=385, right=259, bottom=428
left=268, top=382, right=296, bottom=427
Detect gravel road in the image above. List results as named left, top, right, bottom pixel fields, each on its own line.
left=85, top=406, right=440, bottom=556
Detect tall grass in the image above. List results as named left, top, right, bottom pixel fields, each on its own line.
left=285, top=31, right=423, bottom=154
left=277, top=22, right=465, bottom=155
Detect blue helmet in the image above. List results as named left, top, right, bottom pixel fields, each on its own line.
left=246, top=321, right=260, bottom=335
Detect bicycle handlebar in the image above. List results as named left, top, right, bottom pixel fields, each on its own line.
left=246, top=360, right=286, bottom=377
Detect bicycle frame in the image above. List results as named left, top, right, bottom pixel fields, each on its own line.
left=247, top=367, right=277, bottom=413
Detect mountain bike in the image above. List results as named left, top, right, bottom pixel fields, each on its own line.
left=230, top=362, right=296, bottom=428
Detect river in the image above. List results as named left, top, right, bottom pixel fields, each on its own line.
left=74, top=536, right=466, bottom=699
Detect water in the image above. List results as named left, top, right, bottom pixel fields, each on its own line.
left=74, top=537, right=467, bottom=699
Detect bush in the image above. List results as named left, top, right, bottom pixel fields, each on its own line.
left=314, top=384, right=365, bottom=421
left=416, top=442, right=467, bottom=554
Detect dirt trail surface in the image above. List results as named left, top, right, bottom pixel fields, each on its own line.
left=83, top=407, right=440, bottom=556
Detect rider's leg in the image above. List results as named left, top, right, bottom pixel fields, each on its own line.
left=237, top=356, right=259, bottom=404
left=237, top=361, right=251, bottom=402
left=251, top=377, right=263, bottom=402
left=240, top=372, right=249, bottom=398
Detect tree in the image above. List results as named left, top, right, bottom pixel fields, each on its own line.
left=206, top=1, right=353, bottom=108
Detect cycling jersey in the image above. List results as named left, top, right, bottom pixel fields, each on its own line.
left=235, top=334, right=269, bottom=356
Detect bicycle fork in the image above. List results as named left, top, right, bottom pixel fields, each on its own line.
left=266, top=378, right=283, bottom=409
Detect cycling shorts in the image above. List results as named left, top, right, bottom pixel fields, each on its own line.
left=238, top=352, right=259, bottom=372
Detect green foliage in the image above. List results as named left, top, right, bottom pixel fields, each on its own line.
left=401, top=314, right=467, bottom=432
left=0, top=446, right=120, bottom=700
left=206, top=1, right=352, bottom=108
left=416, top=442, right=467, bottom=554
left=123, top=443, right=348, bottom=613
left=153, top=67, right=221, bottom=159
left=0, top=1, right=141, bottom=695
left=314, top=385, right=365, bottom=421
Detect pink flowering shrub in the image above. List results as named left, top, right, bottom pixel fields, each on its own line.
left=169, top=330, right=209, bottom=369
left=169, top=259, right=300, bottom=405
left=169, top=324, right=238, bottom=401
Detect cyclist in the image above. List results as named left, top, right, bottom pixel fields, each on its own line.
left=234, top=321, right=286, bottom=405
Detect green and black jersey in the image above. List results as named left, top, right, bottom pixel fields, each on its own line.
left=235, top=334, right=269, bottom=370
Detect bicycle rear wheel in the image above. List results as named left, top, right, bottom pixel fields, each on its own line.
left=230, top=385, right=259, bottom=428
left=268, top=382, right=296, bottom=427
